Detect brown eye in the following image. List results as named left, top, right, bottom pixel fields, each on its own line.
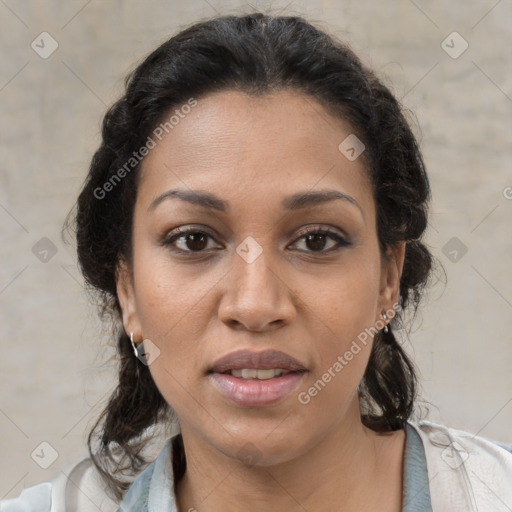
left=180, top=232, right=209, bottom=251
left=304, top=233, right=330, bottom=251
left=162, top=228, right=220, bottom=253
left=292, top=228, right=349, bottom=253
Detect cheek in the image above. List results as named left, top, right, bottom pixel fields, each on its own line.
left=134, top=272, right=206, bottom=415
left=130, top=251, right=201, bottom=373
left=301, top=249, right=381, bottom=398
left=132, top=236, right=219, bottom=335
left=311, top=251, right=382, bottom=342
left=296, top=286, right=377, bottom=427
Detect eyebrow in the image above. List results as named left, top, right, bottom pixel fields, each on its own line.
left=148, top=188, right=363, bottom=216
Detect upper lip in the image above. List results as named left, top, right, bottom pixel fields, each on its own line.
left=208, top=349, right=307, bottom=373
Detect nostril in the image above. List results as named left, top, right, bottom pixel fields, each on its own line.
left=226, top=319, right=243, bottom=329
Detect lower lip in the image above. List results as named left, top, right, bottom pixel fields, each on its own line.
left=208, top=371, right=306, bottom=407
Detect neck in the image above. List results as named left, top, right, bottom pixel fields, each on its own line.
left=174, top=401, right=405, bottom=512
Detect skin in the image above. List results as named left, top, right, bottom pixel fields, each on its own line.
left=117, top=89, right=407, bottom=512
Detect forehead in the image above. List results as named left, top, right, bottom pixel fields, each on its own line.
left=138, top=89, right=373, bottom=216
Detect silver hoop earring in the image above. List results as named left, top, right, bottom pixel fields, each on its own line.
left=382, top=312, right=389, bottom=334
left=130, top=331, right=139, bottom=358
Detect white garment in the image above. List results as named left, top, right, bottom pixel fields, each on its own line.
left=409, top=421, right=512, bottom=511
left=1, top=420, right=511, bottom=511
left=0, top=458, right=117, bottom=512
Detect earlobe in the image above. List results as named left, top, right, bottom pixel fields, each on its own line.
left=116, top=259, right=140, bottom=337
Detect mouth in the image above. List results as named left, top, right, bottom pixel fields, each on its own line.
left=225, top=368, right=296, bottom=379
left=208, top=348, right=307, bottom=374
left=207, top=349, right=308, bottom=407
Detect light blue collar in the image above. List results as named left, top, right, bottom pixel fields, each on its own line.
left=118, top=437, right=177, bottom=512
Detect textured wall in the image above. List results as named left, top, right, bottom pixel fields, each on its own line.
left=1, top=0, right=511, bottom=500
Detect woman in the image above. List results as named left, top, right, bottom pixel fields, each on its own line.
left=2, top=12, right=511, bottom=512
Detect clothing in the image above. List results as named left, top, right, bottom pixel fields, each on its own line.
left=1, top=420, right=511, bottom=511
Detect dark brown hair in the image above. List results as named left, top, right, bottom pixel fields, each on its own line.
left=66, top=12, right=435, bottom=500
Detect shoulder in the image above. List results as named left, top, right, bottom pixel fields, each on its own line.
left=410, top=418, right=512, bottom=455
left=0, top=457, right=118, bottom=512
left=1, top=437, right=177, bottom=512
left=407, top=419, right=512, bottom=510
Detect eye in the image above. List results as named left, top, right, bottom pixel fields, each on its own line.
left=161, top=227, right=222, bottom=253
left=290, top=227, right=350, bottom=253
left=161, top=225, right=350, bottom=255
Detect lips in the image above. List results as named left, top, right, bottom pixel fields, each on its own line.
left=208, top=348, right=307, bottom=374
left=207, top=349, right=307, bottom=407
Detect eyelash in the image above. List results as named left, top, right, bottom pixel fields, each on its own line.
left=161, top=226, right=350, bottom=255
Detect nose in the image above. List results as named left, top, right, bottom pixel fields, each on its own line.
left=218, top=245, right=296, bottom=332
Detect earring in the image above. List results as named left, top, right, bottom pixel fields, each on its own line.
left=130, top=331, right=139, bottom=358
left=382, top=312, right=389, bottom=334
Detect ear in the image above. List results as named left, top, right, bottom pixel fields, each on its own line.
left=378, top=241, right=406, bottom=314
left=116, top=259, right=142, bottom=339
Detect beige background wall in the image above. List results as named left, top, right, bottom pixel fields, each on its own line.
left=1, top=0, right=511, bottom=500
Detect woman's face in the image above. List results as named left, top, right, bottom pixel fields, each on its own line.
left=117, top=89, right=404, bottom=465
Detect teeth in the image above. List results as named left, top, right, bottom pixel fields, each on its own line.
left=230, top=369, right=291, bottom=380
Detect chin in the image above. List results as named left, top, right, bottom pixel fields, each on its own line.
left=208, top=425, right=310, bottom=467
